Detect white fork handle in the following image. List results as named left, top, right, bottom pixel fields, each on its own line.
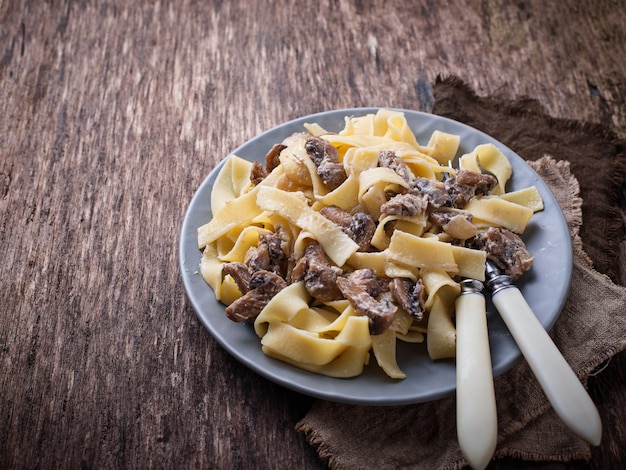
left=456, top=292, right=498, bottom=470
left=492, top=286, right=602, bottom=446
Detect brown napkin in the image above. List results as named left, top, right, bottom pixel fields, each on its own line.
left=431, top=76, right=625, bottom=285
left=296, top=77, right=626, bottom=469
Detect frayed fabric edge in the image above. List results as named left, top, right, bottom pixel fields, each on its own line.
left=295, top=421, right=342, bottom=470
left=528, top=156, right=594, bottom=269
left=494, top=446, right=592, bottom=463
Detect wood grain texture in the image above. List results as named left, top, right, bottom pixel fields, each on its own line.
left=0, top=1, right=624, bottom=469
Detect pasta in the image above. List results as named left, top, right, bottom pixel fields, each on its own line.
left=197, top=109, right=543, bottom=379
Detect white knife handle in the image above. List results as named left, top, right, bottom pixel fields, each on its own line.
left=456, top=287, right=497, bottom=470
left=492, top=286, right=602, bottom=446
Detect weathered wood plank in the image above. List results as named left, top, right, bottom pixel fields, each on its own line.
left=0, top=0, right=624, bottom=468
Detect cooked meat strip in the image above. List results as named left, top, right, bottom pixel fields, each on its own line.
left=248, top=269, right=285, bottom=291
left=244, top=228, right=288, bottom=278
left=305, top=136, right=347, bottom=190
left=317, top=160, right=347, bottom=191
left=305, top=136, right=335, bottom=166
left=291, top=242, right=344, bottom=302
left=378, top=150, right=412, bottom=182
left=457, top=169, right=497, bottom=195
left=244, top=243, right=270, bottom=273
left=336, top=276, right=397, bottom=335
left=222, top=262, right=252, bottom=293
left=250, top=160, right=267, bottom=186
left=263, top=229, right=289, bottom=276
left=410, top=177, right=451, bottom=208
left=290, top=256, right=307, bottom=283
left=380, top=193, right=428, bottom=217
left=349, top=212, right=376, bottom=251
left=319, top=205, right=352, bottom=227
left=429, top=210, right=474, bottom=230
left=430, top=210, right=471, bottom=226
left=391, top=277, right=425, bottom=321
left=320, top=205, right=375, bottom=251
left=225, top=270, right=287, bottom=322
left=265, top=143, right=286, bottom=174
left=347, top=269, right=389, bottom=298
left=472, top=227, right=534, bottom=280
left=445, top=170, right=497, bottom=208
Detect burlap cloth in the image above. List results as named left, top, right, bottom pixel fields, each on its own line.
left=296, top=77, right=626, bottom=469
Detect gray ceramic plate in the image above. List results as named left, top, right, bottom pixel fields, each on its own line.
left=179, top=108, right=572, bottom=405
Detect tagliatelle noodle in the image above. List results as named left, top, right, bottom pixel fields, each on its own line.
left=370, top=307, right=418, bottom=380
left=197, top=108, right=545, bottom=380
left=389, top=308, right=414, bottom=336
left=198, top=157, right=285, bottom=249
left=401, top=157, right=438, bottom=180
left=315, top=303, right=358, bottom=337
left=200, top=244, right=243, bottom=305
left=387, top=231, right=458, bottom=273
left=323, top=134, right=397, bottom=159
left=427, top=294, right=457, bottom=360
left=375, top=108, right=421, bottom=148
left=396, top=330, right=425, bottom=343
left=211, top=155, right=254, bottom=213
left=464, top=197, right=534, bottom=234
left=255, top=282, right=372, bottom=375
left=261, top=322, right=350, bottom=366
left=337, top=113, right=377, bottom=137
left=372, top=330, right=406, bottom=379
left=199, top=244, right=224, bottom=293
left=421, top=270, right=460, bottom=359
left=198, top=189, right=262, bottom=249
left=420, top=129, right=462, bottom=165
left=262, top=343, right=371, bottom=378
left=302, top=122, right=327, bottom=137
left=256, top=186, right=359, bottom=266
left=347, top=251, right=392, bottom=276
left=333, top=109, right=420, bottom=146
left=421, top=269, right=461, bottom=310
left=451, top=244, right=488, bottom=281
left=459, top=143, right=512, bottom=195
left=498, top=185, right=544, bottom=212
left=371, top=215, right=428, bottom=251
left=358, top=167, right=410, bottom=220
left=279, top=140, right=333, bottom=199
left=333, top=315, right=374, bottom=347
left=313, top=175, right=359, bottom=212
left=254, top=282, right=312, bottom=334
left=214, top=209, right=291, bottom=261
left=218, top=226, right=269, bottom=263
left=286, top=306, right=337, bottom=333
left=384, top=260, right=419, bottom=282
left=314, top=147, right=380, bottom=211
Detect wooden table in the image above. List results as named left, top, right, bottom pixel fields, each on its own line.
left=1, top=1, right=624, bottom=468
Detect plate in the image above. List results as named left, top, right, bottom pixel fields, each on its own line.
left=179, top=108, right=572, bottom=405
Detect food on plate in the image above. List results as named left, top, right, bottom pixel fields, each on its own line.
left=197, top=109, right=543, bottom=379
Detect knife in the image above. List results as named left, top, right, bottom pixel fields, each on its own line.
left=455, top=279, right=498, bottom=470
left=485, top=260, right=602, bottom=446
